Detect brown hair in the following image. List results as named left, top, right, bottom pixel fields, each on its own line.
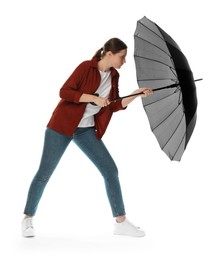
left=92, top=38, right=127, bottom=60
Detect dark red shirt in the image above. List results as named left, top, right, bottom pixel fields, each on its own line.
left=47, top=58, right=126, bottom=138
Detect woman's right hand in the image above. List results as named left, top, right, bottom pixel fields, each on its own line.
left=79, top=93, right=110, bottom=107
left=92, top=95, right=110, bottom=107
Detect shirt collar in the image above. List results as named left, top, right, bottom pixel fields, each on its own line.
left=90, top=58, right=119, bottom=78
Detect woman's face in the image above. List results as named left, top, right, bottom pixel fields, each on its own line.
left=110, top=49, right=127, bottom=69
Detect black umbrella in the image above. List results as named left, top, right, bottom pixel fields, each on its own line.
left=131, top=16, right=201, bottom=161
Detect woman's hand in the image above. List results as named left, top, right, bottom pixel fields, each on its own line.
left=121, top=87, right=153, bottom=108
left=92, top=96, right=110, bottom=107
left=134, top=87, right=154, bottom=97
left=79, top=93, right=110, bottom=107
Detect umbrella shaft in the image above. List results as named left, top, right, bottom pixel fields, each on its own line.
left=109, top=78, right=203, bottom=102
left=110, top=93, right=143, bottom=102
left=153, top=78, right=202, bottom=92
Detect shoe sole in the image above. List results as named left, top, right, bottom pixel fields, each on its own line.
left=22, top=228, right=35, bottom=238
left=113, top=231, right=145, bottom=237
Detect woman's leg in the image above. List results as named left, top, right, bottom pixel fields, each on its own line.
left=72, top=127, right=126, bottom=217
left=23, top=128, right=71, bottom=216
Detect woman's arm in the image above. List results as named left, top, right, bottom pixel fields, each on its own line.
left=121, top=88, right=153, bottom=108
left=79, top=88, right=153, bottom=108
left=59, top=61, right=90, bottom=103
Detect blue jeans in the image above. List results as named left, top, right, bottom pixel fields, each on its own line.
left=24, top=127, right=126, bottom=217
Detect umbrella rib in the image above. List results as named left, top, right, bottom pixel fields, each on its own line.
left=151, top=102, right=183, bottom=132
left=161, top=113, right=185, bottom=150
left=171, top=66, right=178, bottom=79
left=134, top=34, right=171, bottom=58
left=134, top=54, right=176, bottom=71
left=138, top=78, right=177, bottom=82
left=137, top=20, right=166, bottom=44
left=171, top=132, right=186, bottom=161
left=162, top=114, right=186, bottom=161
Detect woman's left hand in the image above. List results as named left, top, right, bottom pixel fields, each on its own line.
left=133, top=87, right=153, bottom=97
left=139, top=88, right=153, bottom=97
left=121, top=87, right=153, bottom=108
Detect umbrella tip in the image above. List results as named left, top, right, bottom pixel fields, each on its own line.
left=194, top=78, right=203, bottom=82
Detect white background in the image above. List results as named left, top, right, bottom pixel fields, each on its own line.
left=1, top=0, right=221, bottom=259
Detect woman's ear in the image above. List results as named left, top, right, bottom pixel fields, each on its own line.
left=106, top=51, right=113, bottom=57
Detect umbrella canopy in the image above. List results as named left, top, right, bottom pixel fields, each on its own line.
left=134, top=16, right=198, bottom=161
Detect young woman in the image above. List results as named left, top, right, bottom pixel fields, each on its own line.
left=22, top=38, right=153, bottom=238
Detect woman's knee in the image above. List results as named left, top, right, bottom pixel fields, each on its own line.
left=102, top=163, right=119, bottom=180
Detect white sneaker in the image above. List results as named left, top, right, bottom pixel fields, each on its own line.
left=22, top=218, right=35, bottom=237
left=113, top=219, right=145, bottom=237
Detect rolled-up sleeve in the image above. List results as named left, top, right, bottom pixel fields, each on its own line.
left=109, top=78, right=127, bottom=112
left=110, top=99, right=127, bottom=112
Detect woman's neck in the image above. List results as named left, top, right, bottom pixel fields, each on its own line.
left=98, top=58, right=111, bottom=72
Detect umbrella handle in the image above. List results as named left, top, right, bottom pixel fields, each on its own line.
left=90, top=93, right=99, bottom=106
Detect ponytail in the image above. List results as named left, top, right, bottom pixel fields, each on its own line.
left=92, top=47, right=104, bottom=60
left=92, top=38, right=127, bottom=60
